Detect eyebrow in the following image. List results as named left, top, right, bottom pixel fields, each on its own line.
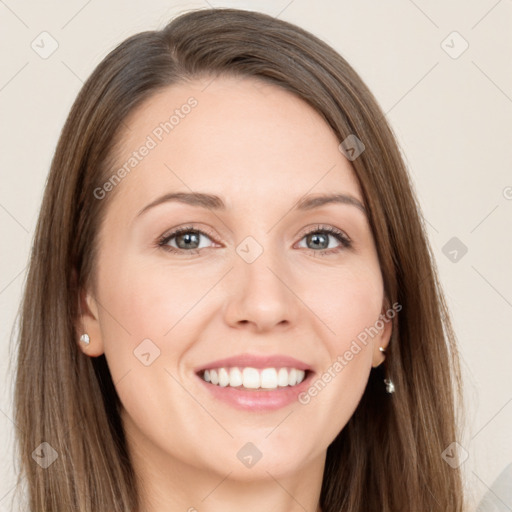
left=136, top=191, right=367, bottom=217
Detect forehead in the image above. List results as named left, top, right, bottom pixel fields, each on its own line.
left=108, top=75, right=363, bottom=214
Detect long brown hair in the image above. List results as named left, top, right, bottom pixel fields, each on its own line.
left=12, top=7, right=466, bottom=511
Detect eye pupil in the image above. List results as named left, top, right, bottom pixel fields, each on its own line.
left=177, top=232, right=200, bottom=249
left=308, top=233, right=328, bottom=250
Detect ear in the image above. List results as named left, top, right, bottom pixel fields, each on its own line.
left=76, top=282, right=105, bottom=358
left=371, top=298, right=394, bottom=368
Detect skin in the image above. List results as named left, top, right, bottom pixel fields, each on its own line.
left=78, top=75, right=392, bottom=512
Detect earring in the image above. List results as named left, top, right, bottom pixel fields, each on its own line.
left=379, top=346, right=395, bottom=393
left=80, top=334, right=90, bottom=345
left=384, top=378, right=395, bottom=394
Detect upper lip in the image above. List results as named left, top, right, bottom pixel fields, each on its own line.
left=194, top=353, right=313, bottom=373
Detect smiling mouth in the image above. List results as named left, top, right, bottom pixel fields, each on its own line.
left=197, top=366, right=310, bottom=390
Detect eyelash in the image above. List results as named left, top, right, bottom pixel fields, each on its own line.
left=157, top=224, right=352, bottom=256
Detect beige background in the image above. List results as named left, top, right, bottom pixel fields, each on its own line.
left=1, top=1, right=511, bottom=510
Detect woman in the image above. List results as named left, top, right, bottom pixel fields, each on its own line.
left=13, top=7, right=466, bottom=511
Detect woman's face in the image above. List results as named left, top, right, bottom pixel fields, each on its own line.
left=80, top=75, right=391, bottom=481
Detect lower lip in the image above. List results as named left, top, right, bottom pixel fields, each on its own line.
left=195, top=372, right=314, bottom=411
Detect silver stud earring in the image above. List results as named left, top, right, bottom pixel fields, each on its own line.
left=379, top=346, right=395, bottom=394
left=80, top=334, right=90, bottom=345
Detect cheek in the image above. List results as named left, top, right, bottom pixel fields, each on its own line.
left=300, top=260, right=384, bottom=350
left=98, top=250, right=208, bottom=338
left=293, top=263, right=384, bottom=434
left=95, top=256, right=213, bottom=458
left=95, top=250, right=220, bottom=393
left=293, top=262, right=383, bottom=410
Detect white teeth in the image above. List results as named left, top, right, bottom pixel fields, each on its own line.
left=242, top=367, right=260, bottom=388
left=229, top=367, right=243, bottom=387
left=200, top=366, right=308, bottom=389
left=218, top=368, right=229, bottom=387
left=260, top=368, right=277, bottom=389
left=277, top=368, right=289, bottom=387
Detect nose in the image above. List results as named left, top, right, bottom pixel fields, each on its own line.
left=222, top=245, right=300, bottom=333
